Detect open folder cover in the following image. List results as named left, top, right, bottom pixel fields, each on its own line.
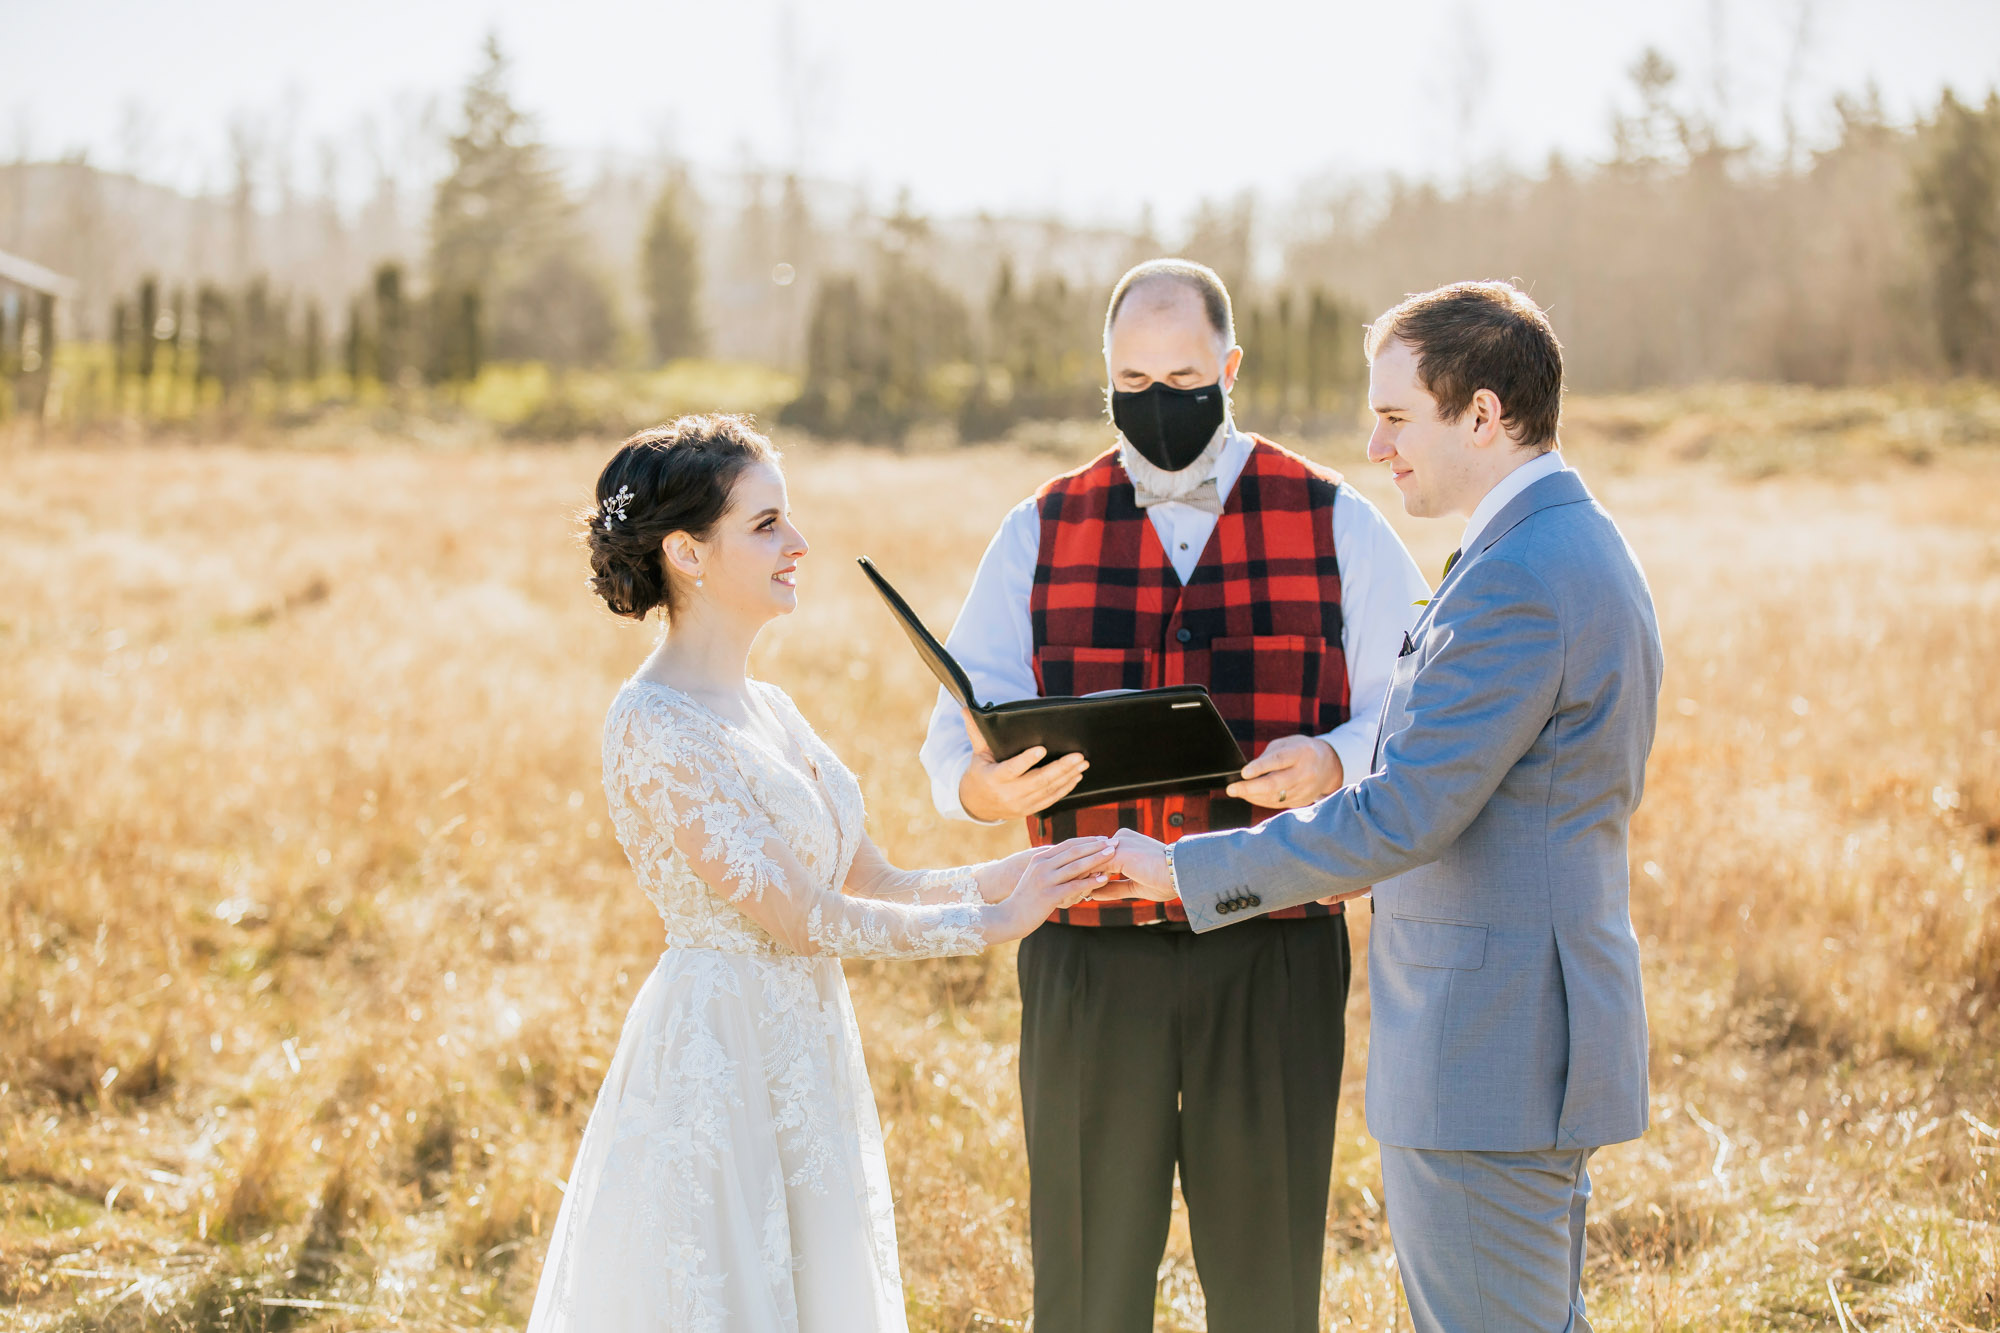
left=858, top=557, right=1247, bottom=816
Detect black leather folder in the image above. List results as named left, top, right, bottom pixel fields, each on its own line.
left=858, top=557, right=1247, bottom=815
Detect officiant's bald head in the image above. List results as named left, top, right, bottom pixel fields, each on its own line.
left=1103, top=259, right=1243, bottom=394
left=1103, top=259, right=1236, bottom=358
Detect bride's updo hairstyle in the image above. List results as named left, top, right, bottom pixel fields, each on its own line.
left=585, top=414, right=779, bottom=621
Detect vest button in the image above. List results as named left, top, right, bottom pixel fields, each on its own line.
left=1168, top=813, right=1184, bottom=828
left=1175, top=627, right=1193, bottom=644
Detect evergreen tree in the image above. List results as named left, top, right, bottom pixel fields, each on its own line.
left=1183, top=195, right=1254, bottom=300
left=194, top=285, right=235, bottom=397
left=301, top=300, right=324, bottom=384
left=137, top=278, right=160, bottom=378
left=423, top=289, right=481, bottom=385
left=1020, top=273, right=1071, bottom=404
left=343, top=298, right=368, bottom=386
left=492, top=252, right=616, bottom=369
left=459, top=291, right=481, bottom=379
left=1243, top=301, right=1272, bottom=416
left=987, top=257, right=1018, bottom=372
left=773, top=173, right=816, bottom=365
left=25, top=294, right=56, bottom=416
left=641, top=170, right=705, bottom=363
left=781, top=273, right=864, bottom=435
left=970, top=261, right=1100, bottom=429
left=429, top=35, right=573, bottom=357
left=373, top=263, right=408, bottom=384
left=111, top=298, right=133, bottom=382
left=1275, top=289, right=1299, bottom=416
left=1912, top=91, right=2000, bottom=376
left=958, top=258, right=1019, bottom=441
left=242, top=277, right=290, bottom=382
left=1304, top=290, right=1346, bottom=415
left=1, top=298, right=19, bottom=382
left=166, top=288, right=187, bottom=379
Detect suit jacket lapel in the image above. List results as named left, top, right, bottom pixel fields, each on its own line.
left=1428, top=470, right=1591, bottom=605
left=1370, top=470, right=1594, bottom=772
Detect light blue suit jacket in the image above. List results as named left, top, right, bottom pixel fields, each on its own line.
left=1173, top=469, right=1662, bottom=1152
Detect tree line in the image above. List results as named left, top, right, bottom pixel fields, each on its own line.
left=11, top=42, right=2000, bottom=437
left=1286, top=62, right=2000, bottom=388
left=782, top=236, right=1366, bottom=442
left=782, top=61, right=2000, bottom=439
left=72, top=36, right=706, bottom=416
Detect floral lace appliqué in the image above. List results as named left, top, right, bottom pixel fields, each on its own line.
left=601, top=680, right=986, bottom=962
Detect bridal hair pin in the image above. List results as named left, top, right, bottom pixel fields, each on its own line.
left=600, top=484, right=635, bottom=530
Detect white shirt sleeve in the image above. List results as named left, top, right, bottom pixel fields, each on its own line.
left=1322, top=483, right=1431, bottom=784
left=919, top=497, right=1043, bottom=822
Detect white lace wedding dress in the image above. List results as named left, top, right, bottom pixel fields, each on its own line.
left=526, top=678, right=994, bottom=1333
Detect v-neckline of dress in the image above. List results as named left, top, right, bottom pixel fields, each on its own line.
left=628, top=677, right=843, bottom=829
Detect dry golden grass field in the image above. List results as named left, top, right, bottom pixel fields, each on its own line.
left=3, top=385, right=1998, bottom=1332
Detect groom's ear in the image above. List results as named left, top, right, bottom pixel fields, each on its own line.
left=1467, top=387, right=1507, bottom=449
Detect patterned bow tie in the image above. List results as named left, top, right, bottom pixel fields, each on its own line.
left=1132, top=477, right=1226, bottom=515
left=1442, top=547, right=1463, bottom=579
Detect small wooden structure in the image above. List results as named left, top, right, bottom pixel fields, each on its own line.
left=1, top=246, right=76, bottom=419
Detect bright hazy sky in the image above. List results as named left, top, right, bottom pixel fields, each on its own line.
left=9, top=0, right=2000, bottom=225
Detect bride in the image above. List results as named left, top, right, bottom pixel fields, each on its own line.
left=526, top=415, right=1113, bottom=1333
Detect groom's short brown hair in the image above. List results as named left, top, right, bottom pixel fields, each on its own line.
left=1365, top=281, right=1564, bottom=452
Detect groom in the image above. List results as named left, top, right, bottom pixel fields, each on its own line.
left=1106, top=281, right=1662, bottom=1332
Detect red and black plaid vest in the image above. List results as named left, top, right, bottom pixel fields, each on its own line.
left=1028, top=435, right=1350, bottom=926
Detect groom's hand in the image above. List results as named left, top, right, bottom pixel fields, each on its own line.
left=1226, top=734, right=1343, bottom=810
left=958, top=708, right=1089, bottom=822
left=1097, top=829, right=1175, bottom=901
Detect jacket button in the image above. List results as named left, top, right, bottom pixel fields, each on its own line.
left=1167, top=813, right=1184, bottom=828
left=1245, top=894, right=1262, bottom=908
left=1175, top=627, right=1193, bottom=644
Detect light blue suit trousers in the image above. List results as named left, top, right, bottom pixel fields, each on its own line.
left=1380, top=1145, right=1594, bottom=1332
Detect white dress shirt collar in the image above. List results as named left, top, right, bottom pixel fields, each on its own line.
left=1459, top=449, right=1567, bottom=556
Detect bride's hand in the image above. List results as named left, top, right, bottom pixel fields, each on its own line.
left=980, top=838, right=1115, bottom=943
left=973, top=846, right=1042, bottom=904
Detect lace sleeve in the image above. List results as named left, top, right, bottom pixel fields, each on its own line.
left=610, top=694, right=989, bottom=960
left=842, top=836, right=990, bottom=906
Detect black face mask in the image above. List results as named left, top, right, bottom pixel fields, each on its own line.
left=1111, top=381, right=1226, bottom=472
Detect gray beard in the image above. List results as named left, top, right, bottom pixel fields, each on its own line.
left=1117, top=416, right=1232, bottom=499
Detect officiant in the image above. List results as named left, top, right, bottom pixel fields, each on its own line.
left=919, top=258, right=1429, bottom=1333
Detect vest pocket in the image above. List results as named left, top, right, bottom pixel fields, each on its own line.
left=1205, top=634, right=1332, bottom=742
left=1033, top=644, right=1155, bottom=697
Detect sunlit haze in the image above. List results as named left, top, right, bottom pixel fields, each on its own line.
left=10, top=0, right=2000, bottom=222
